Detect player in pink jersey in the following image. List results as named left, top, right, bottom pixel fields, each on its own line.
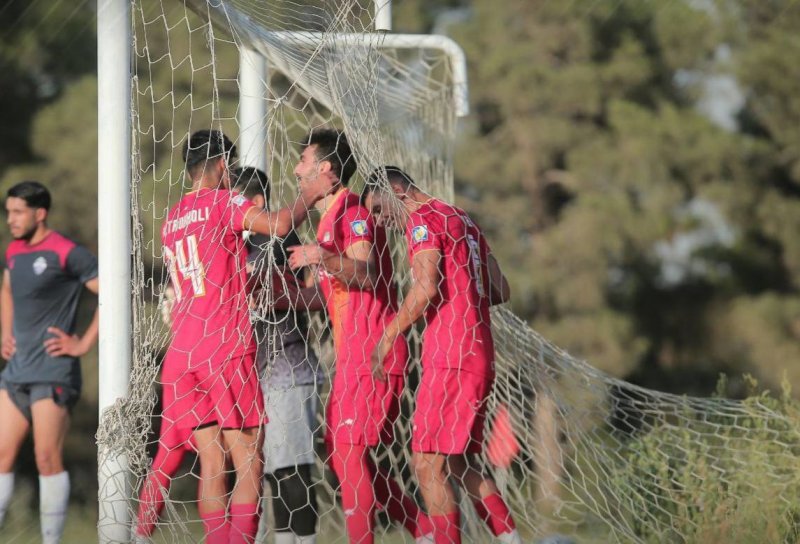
left=159, top=129, right=333, bottom=544
left=365, top=167, right=521, bottom=544
left=285, top=130, right=427, bottom=544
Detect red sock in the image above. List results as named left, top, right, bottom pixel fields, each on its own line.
left=200, top=509, right=228, bottom=544
left=430, top=511, right=460, bottom=544
left=329, top=442, right=375, bottom=544
left=229, top=503, right=260, bottom=544
left=135, top=444, right=187, bottom=536
left=473, top=493, right=516, bottom=536
left=373, top=464, right=423, bottom=537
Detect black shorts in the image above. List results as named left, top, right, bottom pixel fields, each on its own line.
left=0, top=379, right=79, bottom=423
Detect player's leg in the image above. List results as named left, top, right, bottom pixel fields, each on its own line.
left=193, top=424, right=229, bottom=544
left=412, top=451, right=460, bottom=544
left=328, top=439, right=376, bottom=544
left=447, top=371, right=520, bottom=544
left=268, top=465, right=317, bottom=544
left=223, top=426, right=263, bottom=544
left=369, top=375, right=426, bottom=540
left=216, top=353, right=265, bottom=544
left=134, top=427, right=190, bottom=538
left=30, top=386, right=73, bottom=544
left=264, top=384, right=319, bottom=543
left=448, top=455, right=519, bottom=543
left=0, top=385, right=31, bottom=526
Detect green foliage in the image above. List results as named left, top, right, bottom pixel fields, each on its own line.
left=607, top=378, right=800, bottom=543
left=453, top=0, right=800, bottom=386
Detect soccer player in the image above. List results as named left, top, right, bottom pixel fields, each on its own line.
left=235, top=166, right=322, bottom=544
left=365, top=167, right=521, bottom=544
left=160, top=129, right=332, bottom=544
left=286, top=130, right=427, bottom=544
left=0, top=181, right=99, bottom=544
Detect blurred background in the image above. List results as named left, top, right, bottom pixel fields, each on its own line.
left=0, top=0, right=798, bottom=536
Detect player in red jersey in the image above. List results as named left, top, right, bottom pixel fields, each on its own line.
left=286, top=130, right=427, bottom=544
left=365, top=167, right=521, bottom=544
left=160, top=129, right=332, bottom=544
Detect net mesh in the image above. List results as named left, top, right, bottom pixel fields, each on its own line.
left=103, top=0, right=800, bottom=543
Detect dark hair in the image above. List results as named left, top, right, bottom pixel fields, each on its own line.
left=7, top=181, right=51, bottom=211
left=182, top=129, right=237, bottom=176
left=302, top=129, right=356, bottom=186
left=361, top=166, right=414, bottom=206
left=233, top=167, right=270, bottom=201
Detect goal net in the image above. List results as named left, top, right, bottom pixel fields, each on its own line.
left=101, top=0, right=800, bottom=542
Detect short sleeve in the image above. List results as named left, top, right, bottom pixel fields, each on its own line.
left=406, top=210, right=442, bottom=258
left=338, top=204, right=374, bottom=252
left=226, top=192, right=257, bottom=234
left=66, top=244, right=98, bottom=284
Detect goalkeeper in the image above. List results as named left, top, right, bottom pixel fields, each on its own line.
left=366, top=167, right=521, bottom=544
left=235, top=166, right=322, bottom=544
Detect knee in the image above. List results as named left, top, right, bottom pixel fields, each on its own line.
left=412, top=454, right=439, bottom=486
left=197, top=447, right=226, bottom=479
left=34, top=446, right=63, bottom=475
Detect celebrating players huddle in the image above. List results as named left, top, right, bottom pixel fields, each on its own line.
left=0, top=128, right=521, bottom=544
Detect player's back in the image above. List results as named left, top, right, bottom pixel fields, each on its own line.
left=161, top=188, right=255, bottom=366
left=407, top=198, right=494, bottom=375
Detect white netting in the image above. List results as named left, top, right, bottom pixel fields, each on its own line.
left=102, top=0, right=800, bottom=543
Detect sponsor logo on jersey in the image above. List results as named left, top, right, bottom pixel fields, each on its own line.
left=411, top=225, right=429, bottom=243
left=350, top=220, right=368, bottom=236
left=33, top=256, right=47, bottom=276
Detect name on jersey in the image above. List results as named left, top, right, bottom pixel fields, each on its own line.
left=166, top=206, right=211, bottom=233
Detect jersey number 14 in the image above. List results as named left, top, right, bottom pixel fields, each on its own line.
left=164, top=235, right=206, bottom=300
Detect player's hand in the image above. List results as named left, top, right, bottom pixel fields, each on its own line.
left=371, top=336, right=392, bottom=381
left=1, top=334, right=16, bottom=360
left=287, top=244, right=324, bottom=269
left=44, top=327, right=89, bottom=357
left=160, top=286, right=176, bottom=326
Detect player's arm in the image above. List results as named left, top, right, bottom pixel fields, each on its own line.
left=243, top=197, right=309, bottom=238
left=1, top=270, right=15, bottom=359
left=273, top=279, right=325, bottom=312
left=371, top=249, right=440, bottom=379
left=288, top=241, right=378, bottom=290
left=44, top=277, right=99, bottom=358
left=487, top=252, right=511, bottom=305
left=244, top=179, right=334, bottom=237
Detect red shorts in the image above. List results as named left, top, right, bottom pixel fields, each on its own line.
left=325, top=373, right=404, bottom=447
left=412, top=367, right=493, bottom=455
left=161, top=349, right=265, bottom=431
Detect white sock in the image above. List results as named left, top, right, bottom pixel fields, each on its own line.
left=296, top=534, right=317, bottom=544
left=40, top=471, right=70, bottom=544
left=274, top=532, right=295, bottom=544
left=498, top=529, right=522, bottom=544
left=0, top=472, right=14, bottom=527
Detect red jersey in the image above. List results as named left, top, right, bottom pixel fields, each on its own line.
left=316, top=189, right=406, bottom=376
left=406, top=198, right=495, bottom=376
left=161, top=188, right=256, bottom=367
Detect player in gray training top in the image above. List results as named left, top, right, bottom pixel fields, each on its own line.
left=0, top=181, right=99, bottom=544
left=235, top=167, right=323, bottom=544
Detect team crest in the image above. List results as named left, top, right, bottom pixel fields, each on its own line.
left=323, top=232, right=332, bottom=242
left=33, top=256, right=48, bottom=276
left=232, top=194, right=248, bottom=207
left=411, top=225, right=429, bottom=243
left=350, top=220, right=369, bottom=237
